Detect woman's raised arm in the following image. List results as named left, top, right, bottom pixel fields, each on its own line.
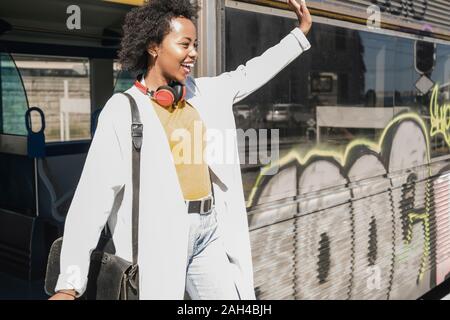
left=204, top=0, right=312, bottom=105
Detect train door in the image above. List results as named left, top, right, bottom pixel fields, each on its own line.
left=0, top=52, right=117, bottom=299
left=0, top=50, right=47, bottom=298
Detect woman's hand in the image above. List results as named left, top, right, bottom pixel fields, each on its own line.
left=48, top=289, right=77, bottom=300
left=287, top=0, right=312, bottom=36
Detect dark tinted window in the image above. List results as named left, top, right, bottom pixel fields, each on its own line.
left=225, top=8, right=450, bottom=203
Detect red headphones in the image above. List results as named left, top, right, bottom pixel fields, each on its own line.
left=134, top=76, right=186, bottom=108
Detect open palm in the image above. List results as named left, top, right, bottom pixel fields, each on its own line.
left=287, top=0, right=312, bottom=35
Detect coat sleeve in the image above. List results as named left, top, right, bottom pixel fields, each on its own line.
left=208, top=27, right=311, bottom=105
left=54, top=94, right=126, bottom=297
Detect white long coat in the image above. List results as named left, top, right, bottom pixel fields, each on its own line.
left=55, top=27, right=311, bottom=299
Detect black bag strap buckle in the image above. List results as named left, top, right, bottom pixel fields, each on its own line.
left=131, top=123, right=143, bottom=150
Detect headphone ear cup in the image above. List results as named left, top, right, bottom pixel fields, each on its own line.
left=169, top=81, right=186, bottom=104
left=153, top=86, right=176, bottom=107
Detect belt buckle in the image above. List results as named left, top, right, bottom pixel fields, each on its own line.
left=201, top=195, right=213, bottom=214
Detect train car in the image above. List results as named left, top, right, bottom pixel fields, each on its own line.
left=1, top=0, right=450, bottom=299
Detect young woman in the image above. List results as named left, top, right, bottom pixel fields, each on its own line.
left=50, top=0, right=312, bottom=300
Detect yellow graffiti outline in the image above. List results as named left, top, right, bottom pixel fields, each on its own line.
left=247, top=112, right=431, bottom=207
left=429, top=84, right=450, bottom=147
left=405, top=211, right=430, bottom=281
left=246, top=111, right=434, bottom=282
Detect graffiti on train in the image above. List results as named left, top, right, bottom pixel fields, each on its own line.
left=430, top=84, right=450, bottom=147
left=247, top=112, right=450, bottom=299
left=370, top=0, right=428, bottom=20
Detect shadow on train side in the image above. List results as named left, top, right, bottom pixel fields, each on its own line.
left=246, top=108, right=450, bottom=299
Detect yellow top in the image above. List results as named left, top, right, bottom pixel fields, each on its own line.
left=151, top=98, right=212, bottom=200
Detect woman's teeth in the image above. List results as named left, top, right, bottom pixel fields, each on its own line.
left=181, top=63, right=194, bottom=73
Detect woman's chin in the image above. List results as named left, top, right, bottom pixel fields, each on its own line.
left=176, top=74, right=187, bottom=84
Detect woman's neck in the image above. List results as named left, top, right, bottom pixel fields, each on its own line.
left=143, top=67, right=170, bottom=92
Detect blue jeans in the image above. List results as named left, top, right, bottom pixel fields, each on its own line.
left=185, top=206, right=240, bottom=300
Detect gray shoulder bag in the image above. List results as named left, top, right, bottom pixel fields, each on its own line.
left=44, top=92, right=142, bottom=300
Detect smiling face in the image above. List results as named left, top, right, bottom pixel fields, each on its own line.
left=148, top=16, right=199, bottom=84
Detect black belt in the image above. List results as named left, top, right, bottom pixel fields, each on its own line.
left=185, top=195, right=214, bottom=214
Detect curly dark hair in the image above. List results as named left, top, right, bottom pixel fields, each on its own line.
left=118, top=0, right=200, bottom=75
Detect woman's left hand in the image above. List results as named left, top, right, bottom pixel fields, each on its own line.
left=287, top=0, right=312, bottom=36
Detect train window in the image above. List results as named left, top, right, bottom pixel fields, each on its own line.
left=394, top=39, right=450, bottom=158
left=11, top=54, right=91, bottom=142
left=0, top=52, right=28, bottom=135
left=225, top=8, right=398, bottom=201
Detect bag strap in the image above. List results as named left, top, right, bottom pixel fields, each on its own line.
left=121, top=92, right=142, bottom=268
